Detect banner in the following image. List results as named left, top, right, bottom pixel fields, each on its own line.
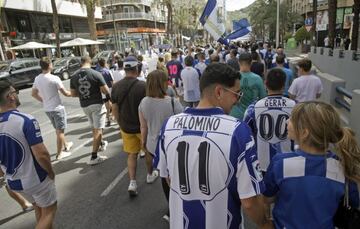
left=199, top=0, right=226, bottom=42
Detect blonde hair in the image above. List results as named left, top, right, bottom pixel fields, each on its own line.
left=291, top=101, right=360, bottom=183
left=164, top=52, right=171, bottom=64
left=146, top=70, right=168, bottom=98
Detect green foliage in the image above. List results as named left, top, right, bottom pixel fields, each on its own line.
left=283, top=32, right=293, bottom=42
left=294, top=26, right=311, bottom=42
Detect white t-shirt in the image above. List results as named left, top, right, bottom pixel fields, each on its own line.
left=181, top=67, right=200, bottom=102
left=288, top=74, right=323, bottom=102
left=112, top=69, right=125, bottom=83
left=33, top=73, right=65, bottom=112
left=141, top=61, right=149, bottom=77
left=194, top=61, right=207, bottom=75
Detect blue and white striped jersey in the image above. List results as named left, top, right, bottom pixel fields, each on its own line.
left=244, top=95, right=296, bottom=171
left=264, top=150, right=359, bottom=229
left=0, top=110, right=46, bottom=191
left=154, top=107, right=265, bottom=229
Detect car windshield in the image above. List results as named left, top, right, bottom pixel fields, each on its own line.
left=0, top=63, right=10, bottom=71
left=53, top=59, right=68, bottom=67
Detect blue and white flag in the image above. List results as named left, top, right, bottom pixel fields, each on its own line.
left=226, top=18, right=252, bottom=41
left=199, top=0, right=226, bottom=42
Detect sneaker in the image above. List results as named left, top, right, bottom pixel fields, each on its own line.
left=140, top=150, right=146, bottom=158
left=128, top=181, right=138, bottom=197
left=99, top=141, right=108, bottom=152
left=56, top=151, right=72, bottom=160
left=162, top=214, right=170, bottom=223
left=106, top=120, right=111, bottom=127
left=146, top=170, right=159, bottom=184
left=64, top=142, right=73, bottom=152
left=89, top=155, right=108, bottom=165
left=23, top=205, right=34, bottom=212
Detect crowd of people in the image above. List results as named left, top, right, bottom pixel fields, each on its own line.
left=1, top=41, right=360, bottom=229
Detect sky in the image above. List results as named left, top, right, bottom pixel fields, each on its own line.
left=226, top=0, right=256, bottom=11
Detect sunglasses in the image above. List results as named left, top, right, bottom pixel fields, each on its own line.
left=223, top=87, right=243, bottom=100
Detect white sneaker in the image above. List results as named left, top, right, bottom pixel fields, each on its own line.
left=128, top=181, right=138, bottom=197
left=56, top=151, right=72, bottom=160
left=162, top=214, right=170, bottom=222
left=146, top=170, right=159, bottom=184
left=64, top=142, right=73, bottom=152
left=140, top=150, right=146, bottom=158
left=99, top=141, right=108, bottom=152
left=89, top=155, right=108, bottom=165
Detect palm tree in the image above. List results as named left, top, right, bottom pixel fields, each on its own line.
left=351, top=0, right=360, bottom=50
left=51, top=0, right=61, bottom=58
left=328, top=0, right=337, bottom=49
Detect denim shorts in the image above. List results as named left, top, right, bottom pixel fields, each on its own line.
left=46, top=107, right=67, bottom=130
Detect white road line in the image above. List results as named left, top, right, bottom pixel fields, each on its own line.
left=101, top=167, right=128, bottom=197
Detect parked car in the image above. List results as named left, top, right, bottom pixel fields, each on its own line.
left=52, top=57, right=81, bottom=80
left=0, top=58, right=41, bottom=88
left=91, top=50, right=116, bottom=69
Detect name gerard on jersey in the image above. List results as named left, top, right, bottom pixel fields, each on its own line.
left=173, top=116, right=221, bottom=131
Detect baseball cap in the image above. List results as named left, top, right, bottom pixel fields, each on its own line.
left=123, top=56, right=138, bottom=69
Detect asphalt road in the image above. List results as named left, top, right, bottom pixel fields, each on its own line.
left=0, top=55, right=172, bottom=229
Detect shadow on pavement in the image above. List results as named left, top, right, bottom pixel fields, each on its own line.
left=67, top=115, right=88, bottom=124
left=0, top=211, right=27, bottom=226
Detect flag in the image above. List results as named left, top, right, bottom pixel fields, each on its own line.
left=226, top=18, right=252, bottom=41
left=233, top=18, right=250, bottom=31
left=199, top=0, right=226, bottom=42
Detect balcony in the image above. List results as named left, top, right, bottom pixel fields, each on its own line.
left=100, top=0, right=152, bottom=7
left=102, top=12, right=166, bottom=23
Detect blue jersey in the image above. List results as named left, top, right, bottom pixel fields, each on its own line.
left=154, top=107, right=264, bottom=229
left=0, top=110, right=46, bottom=191
left=244, top=95, right=296, bottom=171
left=264, top=150, right=360, bottom=229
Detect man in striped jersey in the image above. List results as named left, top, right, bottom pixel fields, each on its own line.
left=154, top=63, right=273, bottom=229
left=244, top=68, right=296, bottom=172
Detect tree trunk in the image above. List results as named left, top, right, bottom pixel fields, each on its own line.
left=85, top=1, right=98, bottom=56
left=328, top=0, right=337, bottom=49
left=313, top=0, right=317, bottom=46
left=166, top=2, right=172, bottom=36
left=51, top=0, right=61, bottom=58
left=351, top=0, right=360, bottom=50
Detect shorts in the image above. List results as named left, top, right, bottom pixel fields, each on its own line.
left=46, top=108, right=67, bottom=130
left=120, top=129, right=142, bottom=154
left=83, top=104, right=106, bottom=129
left=19, top=177, right=57, bottom=208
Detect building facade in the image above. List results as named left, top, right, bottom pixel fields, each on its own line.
left=0, top=0, right=102, bottom=57
left=288, top=0, right=358, bottom=47
left=96, top=0, right=167, bottom=52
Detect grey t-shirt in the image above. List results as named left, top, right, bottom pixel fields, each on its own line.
left=70, top=68, right=106, bottom=107
left=138, top=96, right=183, bottom=154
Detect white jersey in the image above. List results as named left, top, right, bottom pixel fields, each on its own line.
left=244, top=95, right=296, bottom=171
left=154, top=107, right=264, bottom=229
left=0, top=110, right=46, bottom=191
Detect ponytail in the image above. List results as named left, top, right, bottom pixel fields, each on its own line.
left=335, top=127, right=360, bottom=183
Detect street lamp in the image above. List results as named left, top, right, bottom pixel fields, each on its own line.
left=276, top=0, right=280, bottom=47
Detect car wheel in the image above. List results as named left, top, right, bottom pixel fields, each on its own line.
left=62, top=71, right=70, bottom=80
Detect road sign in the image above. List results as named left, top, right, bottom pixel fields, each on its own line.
left=305, top=25, right=312, bottom=32
left=305, top=18, right=313, bottom=26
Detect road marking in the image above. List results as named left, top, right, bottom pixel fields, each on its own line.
left=101, top=167, right=128, bottom=197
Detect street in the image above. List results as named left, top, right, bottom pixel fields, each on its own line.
left=0, top=56, right=171, bottom=229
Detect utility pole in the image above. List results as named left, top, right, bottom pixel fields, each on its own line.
left=276, top=0, right=280, bottom=47
left=313, top=0, right=317, bottom=46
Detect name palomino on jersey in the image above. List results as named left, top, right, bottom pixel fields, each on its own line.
left=264, top=98, right=287, bottom=107
left=173, top=116, right=220, bottom=131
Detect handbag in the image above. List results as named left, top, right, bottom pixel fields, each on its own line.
left=333, top=180, right=360, bottom=229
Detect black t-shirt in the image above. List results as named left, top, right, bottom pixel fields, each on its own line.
left=111, top=77, right=146, bottom=133
left=251, top=62, right=265, bottom=79
left=70, top=68, right=106, bottom=107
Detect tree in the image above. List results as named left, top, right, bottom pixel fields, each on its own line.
left=294, top=26, right=311, bottom=43
left=79, top=0, right=99, bottom=56
left=51, top=0, right=61, bottom=58
left=351, top=0, right=360, bottom=50
left=328, top=0, right=337, bottom=49
left=312, top=0, right=317, bottom=46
